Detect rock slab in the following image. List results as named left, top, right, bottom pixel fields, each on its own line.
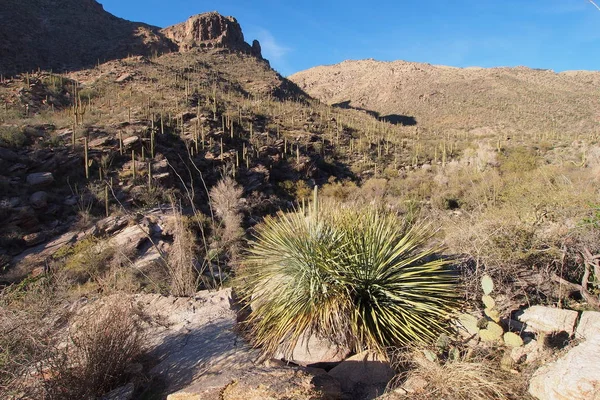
left=518, top=306, right=579, bottom=335
left=575, top=311, right=600, bottom=340
left=529, top=336, right=600, bottom=400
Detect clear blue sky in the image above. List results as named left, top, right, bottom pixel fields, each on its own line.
left=98, top=0, right=600, bottom=76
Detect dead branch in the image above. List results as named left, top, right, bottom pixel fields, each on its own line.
left=551, top=249, right=600, bottom=310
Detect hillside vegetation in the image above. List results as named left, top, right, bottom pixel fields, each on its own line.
left=0, top=6, right=599, bottom=400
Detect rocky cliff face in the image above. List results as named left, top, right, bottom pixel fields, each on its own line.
left=0, top=3, right=262, bottom=76
left=161, top=12, right=262, bottom=58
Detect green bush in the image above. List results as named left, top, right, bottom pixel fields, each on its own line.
left=0, top=126, right=27, bottom=148
left=237, top=198, right=459, bottom=356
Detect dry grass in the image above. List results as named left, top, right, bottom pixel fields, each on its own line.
left=209, top=176, right=244, bottom=257
left=166, top=211, right=200, bottom=297
left=388, top=348, right=529, bottom=400
left=42, top=299, right=144, bottom=399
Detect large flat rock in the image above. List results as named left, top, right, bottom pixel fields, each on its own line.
left=529, top=336, right=600, bottom=400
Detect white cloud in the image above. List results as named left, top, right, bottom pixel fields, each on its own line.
left=254, top=28, right=291, bottom=62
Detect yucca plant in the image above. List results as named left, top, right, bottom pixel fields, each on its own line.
left=237, top=197, right=460, bottom=357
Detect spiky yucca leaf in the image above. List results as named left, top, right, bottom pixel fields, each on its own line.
left=237, top=200, right=459, bottom=357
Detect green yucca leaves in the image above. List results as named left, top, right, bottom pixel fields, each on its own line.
left=237, top=199, right=460, bottom=357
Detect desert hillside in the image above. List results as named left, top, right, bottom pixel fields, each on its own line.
left=1, top=3, right=600, bottom=400
left=290, top=59, right=600, bottom=137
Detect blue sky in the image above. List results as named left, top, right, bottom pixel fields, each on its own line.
left=98, top=0, right=600, bottom=76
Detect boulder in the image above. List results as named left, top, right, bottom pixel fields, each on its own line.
left=29, top=191, right=48, bottom=209
left=529, top=336, right=600, bottom=400
left=328, top=351, right=395, bottom=394
left=275, top=332, right=350, bottom=366
left=115, top=73, right=133, bottom=83
left=575, top=311, right=600, bottom=340
left=26, top=172, right=54, bottom=186
left=518, top=306, right=579, bottom=335
left=23, top=232, right=46, bottom=247
left=122, top=135, right=139, bottom=148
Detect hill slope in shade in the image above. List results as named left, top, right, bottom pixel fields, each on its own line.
left=0, top=0, right=176, bottom=75
left=0, top=1, right=265, bottom=76
left=289, top=59, right=600, bottom=137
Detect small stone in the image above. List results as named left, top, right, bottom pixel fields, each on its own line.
left=403, top=376, right=428, bottom=394
left=26, top=172, right=54, bottom=186
left=122, top=135, right=139, bottom=148
left=274, top=332, right=350, bottom=366
left=166, top=393, right=202, bottom=400
left=23, top=232, right=46, bottom=247
left=29, top=191, right=48, bottom=209
left=89, top=136, right=110, bottom=148
left=510, top=339, right=546, bottom=364
left=0, top=147, right=19, bottom=162
left=64, top=196, right=78, bottom=206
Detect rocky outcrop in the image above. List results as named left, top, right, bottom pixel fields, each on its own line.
left=529, top=336, right=600, bottom=400
left=518, top=306, right=579, bottom=335
left=161, top=12, right=262, bottom=58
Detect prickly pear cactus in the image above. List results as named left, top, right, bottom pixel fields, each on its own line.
left=457, top=274, right=524, bottom=348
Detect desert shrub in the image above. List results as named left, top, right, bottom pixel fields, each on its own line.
left=237, top=198, right=459, bottom=357
left=42, top=300, right=144, bottom=399
left=55, top=237, right=116, bottom=285
left=320, top=178, right=358, bottom=202
left=209, top=176, right=244, bottom=259
left=78, top=87, right=99, bottom=101
left=0, top=125, right=27, bottom=148
left=0, top=274, right=73, bottom=398
left=278, top=179, right=312, bottom=201
left=498, top=146, right=538, bottom=174
left=0, top=308, right=46, bottom=397
left=167, top=212, right=200, bottom=296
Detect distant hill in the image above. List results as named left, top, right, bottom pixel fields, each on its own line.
left=289, top=59, right=600, bottom=136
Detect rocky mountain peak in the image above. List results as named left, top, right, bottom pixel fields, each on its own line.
left=162, top=12, right=262, bottom=58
